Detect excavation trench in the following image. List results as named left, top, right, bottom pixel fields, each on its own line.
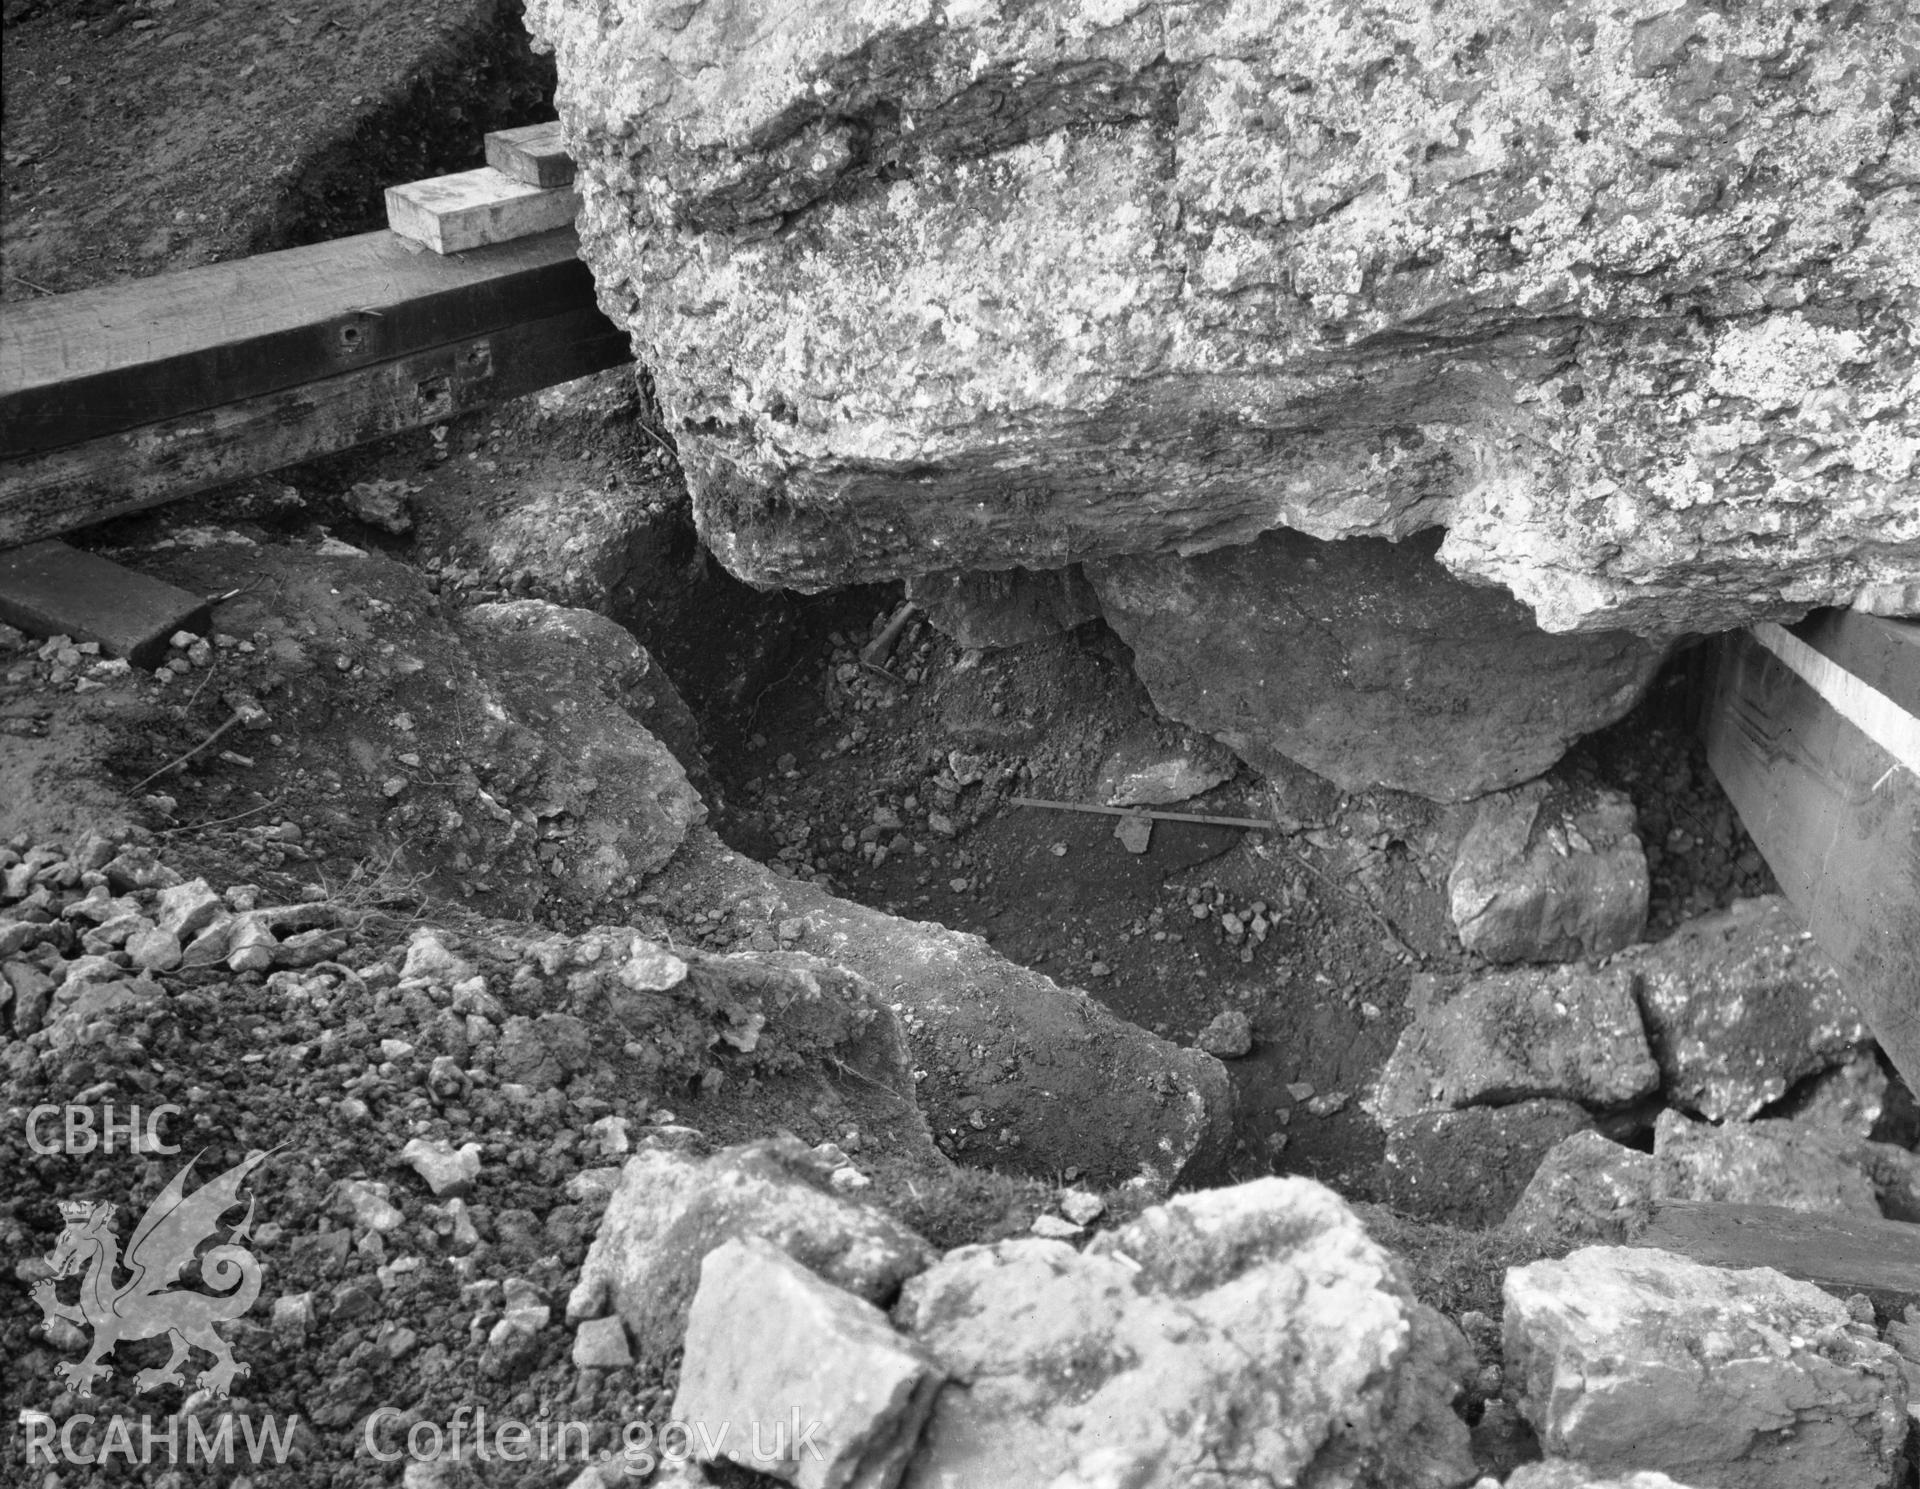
left=593, top=550, right=1799, bottom=1201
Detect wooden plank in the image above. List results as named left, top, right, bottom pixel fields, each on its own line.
left=486, top=121, right=574, bottom=188
left=1751, top=621, right=1920, bottom=775
left=0, top=541, right=211, bottom=668
left=0, top=228, right=602, bottom=460
left=1795, top=608, right=1920, bottom=707
left=0, top=306, right=628, bottom=547
left=1634, top=1200, right=1920, bottom=1315
left=384, top=168, right=579, bottom=254
left=1705, top=628, right=1920, bottom=1098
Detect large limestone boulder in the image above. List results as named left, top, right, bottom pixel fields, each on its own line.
left=566, top=1137, right=937, bottom=1368
left=1504, top=1247, right=1910, bottom=1489
left=1651, top=1110, right=1912, bottom=1220
left=1505, top=1131, right=1658, bottom=1244
left=896, top=1177, right=1476, bottom=1488
left=1370, top=966, right=1660, bottom=1125
left=674, top=1238, right=945, bottom=1489
left=459, top=600, right=704, bottom=889
left=524, top=0, right=1919, bottom=634
left=1087, top=530, right=1664, bottom=799
left=1447, top=782, right=1648, bottom=961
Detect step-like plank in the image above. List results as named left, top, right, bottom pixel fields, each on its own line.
left=1633, top=1200, right=1920, bottom=1316
left=0, top=306, right=628, bottom=549
left=0, top=540, right=211, bottom=668
left=1705, top=621, right=1920, bottom=1098
left=486, top=120, right=574, bottom=188
left=385, top=167, right=580, bottom=255
left=0, top=228, right=602, bottom=461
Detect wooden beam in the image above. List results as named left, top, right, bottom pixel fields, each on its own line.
left=1634, top=1200, right=1920, bottom=1316
left=1795, top=608, right=1920, bottom=707
left=1705, top=619, right=1920, bottom=1098
left=486, top=121, right=574, bottom=188
left=0, top=306, right=628, bottom=547
left=385, top=167, right=580, bottom=255
left=0, top=541, right=212, bottom=668
left=1, top=227, right=609, bottom=460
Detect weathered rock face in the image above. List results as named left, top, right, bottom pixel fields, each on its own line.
left=1504, top=1247, right=1910, bottom=1489
left=1651, top=1109, right=1911, bottom=1220
left=897, top=1178, right=1476, bottom=1489
left=905, top=566, right=1101, bottom=651
left=525, top=0, right=1920, bottom=636
left=1088, top=530, right=1664, bottom=800
left=1374, top=1097, right=1596, bottom=1227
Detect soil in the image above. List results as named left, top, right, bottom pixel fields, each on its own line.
left=2, top=0, right=552, bottom=299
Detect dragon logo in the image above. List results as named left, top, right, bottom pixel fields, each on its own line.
left=31, top=1148, right=274, bottom=1398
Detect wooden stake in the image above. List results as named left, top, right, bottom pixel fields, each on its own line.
left=1008, top=796, right=1284, bottom=831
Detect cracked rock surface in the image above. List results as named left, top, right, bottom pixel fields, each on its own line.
left=526, top=0, right=1920, bottom=635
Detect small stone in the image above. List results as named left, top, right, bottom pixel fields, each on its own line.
left=124, top=925, right=182, bottom=972
left=572, top=1314, right=633, bottom=1370
left=225, top=914, right=278, bottom=973
left=590, top=1115, right=632, bottom=1156
left=1196, top=1009, right=1254, bottom=1058
left=335, top=1178, right=404, bottom=1234
left=154, top=878, right=224, bottom=940
left=400, top=1138, right=483, bottom=1198
left=1058, top=1189, right=1106, bottom=1226
left=829, top=1165, right=872, bottom=1192
left=271, top=1292, right=315, bottom=1342
left=1030, top=1213, right=1084, bottom=1240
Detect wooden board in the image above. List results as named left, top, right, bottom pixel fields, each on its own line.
left=0, top=540, right=211, bottom=668
left=384, top=167, right=580, bottom=255
left=486, top=121, right=574, bottom=188
left=1797, top=608, right=1920, bottom=706
left=1634, top=1200, right=1920, bottom=1316
left=1705, top=620, right=1920, bottom=1098
left=0, top=307, right=628, bottom=546
left=1, top=227, right=603, bottom=460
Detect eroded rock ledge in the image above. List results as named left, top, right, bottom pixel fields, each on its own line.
left=527, top=0, right=1918, bottom=637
